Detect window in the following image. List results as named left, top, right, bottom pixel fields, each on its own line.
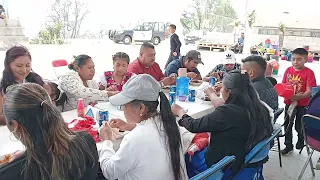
left=302, top=31, right=311, bottom=37
left=134, top=25, right=143, bottom=31
left=143, top=25, right=152, bottom=31
left=153, top=23, right=159, bottom=31
left=159, top=23, right=165, bottom=31
left=292, top=31, right=301, bottom=36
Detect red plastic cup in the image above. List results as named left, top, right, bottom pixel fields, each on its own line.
left=275, top=83, right=294, bottom=99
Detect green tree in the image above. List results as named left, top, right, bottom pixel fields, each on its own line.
left=181, top=0, right=237, bottom=33
left=30, top=23, right=64, bottom=44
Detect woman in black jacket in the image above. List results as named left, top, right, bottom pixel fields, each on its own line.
left=0, top=83, right=98, bottom=180
left=172, top=70, right=273, bottom=172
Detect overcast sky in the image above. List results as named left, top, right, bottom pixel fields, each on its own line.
left=6, top=0, right=320, bottom=37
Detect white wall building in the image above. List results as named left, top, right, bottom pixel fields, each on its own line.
left=251, top=13, right=320, bottom=51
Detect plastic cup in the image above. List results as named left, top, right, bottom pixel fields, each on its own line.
left=275, top=83, right=295, bottom=99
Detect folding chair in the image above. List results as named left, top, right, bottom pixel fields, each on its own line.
left=190, top=156, right=236, bottom=180
left=228, top=127, right=282, bottom=179
left=52, top=59, right=68, bottom=78
left=298, top=114, right=320, bottom=180
left=270, top=108, right=284, bottom=167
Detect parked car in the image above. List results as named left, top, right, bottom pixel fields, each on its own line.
left=108, top=22, right=167, bottom=45
left=184, top=30, right=204, bottom=45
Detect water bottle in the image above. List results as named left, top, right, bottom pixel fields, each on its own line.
left=176, top=68, right=190, bottom=101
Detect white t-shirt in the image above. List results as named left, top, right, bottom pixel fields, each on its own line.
left=99, top=115, right=188, bottom=180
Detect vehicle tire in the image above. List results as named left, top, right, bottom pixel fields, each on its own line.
left=123, top=36, right=132, bottom=45
left=152, top=37, right=160, bottom=45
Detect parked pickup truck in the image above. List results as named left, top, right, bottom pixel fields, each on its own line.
left=109, top=22, right=167, bottom=45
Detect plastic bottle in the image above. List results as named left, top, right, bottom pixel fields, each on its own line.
left=77, top=98, right=85, bottom=117
left=187, top=138, right=209, bottom=156
left=176, top=68, right=190, bottom=101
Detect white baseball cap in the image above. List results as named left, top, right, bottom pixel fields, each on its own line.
left=109, top=74, right=161, bottom=106
left=222, top=50, right=236, bottom=64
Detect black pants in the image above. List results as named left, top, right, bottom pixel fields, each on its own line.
left=283, top=105, right=306, bottom=148
left=165, top=52, right=179, bottom=69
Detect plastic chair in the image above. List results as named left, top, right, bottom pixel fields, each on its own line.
left=190, top=156, right=236, bottom=180
left=298, top=114, right=320, bottom=180
left=52, top=59, right=68, bottom=78
left=270, top=108, right=284, bottom=167
left=229, top=127, right=282, bottom=179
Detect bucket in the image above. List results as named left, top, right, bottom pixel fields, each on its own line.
left=272, top=44, right=280, bottom=52
left=275, top=83, right=295, bottom=99
left=265, top=63, right=273, bottom=77
left=265, top=43, right=270, bottom=48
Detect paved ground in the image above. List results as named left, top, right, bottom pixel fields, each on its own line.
left=0, top=39, right=320, bottom=180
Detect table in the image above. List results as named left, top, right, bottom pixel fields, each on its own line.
left=0, top=98, right=214, bottom=156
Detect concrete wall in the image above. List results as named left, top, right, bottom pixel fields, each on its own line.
left=251, top=27, right=320, bottom=51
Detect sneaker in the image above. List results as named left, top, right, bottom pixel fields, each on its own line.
left=281, top=146, right=293, bottom=155
left=296, top=140, right=305, bottom=150
left=316, top=158, right=320, bottom=170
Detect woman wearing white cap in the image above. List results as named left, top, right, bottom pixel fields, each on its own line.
left=98, top=74, right=188, bottom=180
left=203, top=50, right=241, bottom=82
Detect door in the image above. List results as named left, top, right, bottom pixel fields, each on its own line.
left=139, top=25, right=152, bottom=41
left=133, top=25, right=144, bottom=41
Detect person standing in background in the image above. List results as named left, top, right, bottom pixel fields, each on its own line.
left=165, top=24, right=181, bottom=68
left=0, top=5, right=7, bottom=26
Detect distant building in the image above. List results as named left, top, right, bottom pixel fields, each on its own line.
left=251, top=14, right=320, bottom=50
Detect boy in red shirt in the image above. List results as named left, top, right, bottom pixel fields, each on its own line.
left=281, top=48, right=317, bottom=155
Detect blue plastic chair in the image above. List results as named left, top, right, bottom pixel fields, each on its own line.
left=298, top=114, right=320, bottom=180
left=311, top=86, right=320, bottom=98
left=190, top=156, right=236, bottom=180
left=271, top=108, right=284, bottom=167
left=227, top=127, right=282, bottom=179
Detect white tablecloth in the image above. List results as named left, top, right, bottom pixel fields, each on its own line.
left=0, top=98, right=214, bottom=156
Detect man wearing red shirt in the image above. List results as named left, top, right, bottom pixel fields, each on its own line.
left=281, top=48, right=317, bottom=155
left=128, top=42, right=175, bottom=86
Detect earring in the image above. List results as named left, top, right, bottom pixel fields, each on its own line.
left=9, top=131, right=21, bottom=142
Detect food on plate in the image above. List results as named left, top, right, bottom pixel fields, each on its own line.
left=0, top=154, right=12, bottom=165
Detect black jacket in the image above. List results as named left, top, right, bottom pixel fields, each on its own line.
left=0, top=133, right=99, bottom=180
left=252, top=75, right=279, bottom=111
left=178, top=103, right=270, bottom=171
left=170, top=33, right=181, bottom=53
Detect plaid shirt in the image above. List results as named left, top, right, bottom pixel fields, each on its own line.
left=206, top=63, right=241, bottom=80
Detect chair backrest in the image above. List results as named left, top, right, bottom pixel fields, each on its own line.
left=245, top=127, right=281, bottom=164
left=266, top=76, right=277, bottom=86
left=311, top=86, right=320, bottom=98
left=52, top=59, right=68, bottom=67
left=274, top=108, right=284, bottom=122
left=190, top=156, right=236, bottom=180
left=302, top=114, right=320, bottom=152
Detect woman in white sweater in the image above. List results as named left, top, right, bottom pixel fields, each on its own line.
left=58, top=54, right=118, bottom=111
left=99, top=74, right=188, bottom=180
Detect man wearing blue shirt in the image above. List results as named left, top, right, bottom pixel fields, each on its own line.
left=165, top=50, right=203, bottom=80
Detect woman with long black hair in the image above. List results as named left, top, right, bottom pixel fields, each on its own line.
left=0, top=83, right=98, bottom=180
left=172, top=70, right=273, bottom=173
left=0, top=46, right=50, bottom=125
left=99, top=74, right=187, bottom=180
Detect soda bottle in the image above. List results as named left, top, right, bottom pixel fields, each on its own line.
left=77, top=98, right=85, bottom=117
